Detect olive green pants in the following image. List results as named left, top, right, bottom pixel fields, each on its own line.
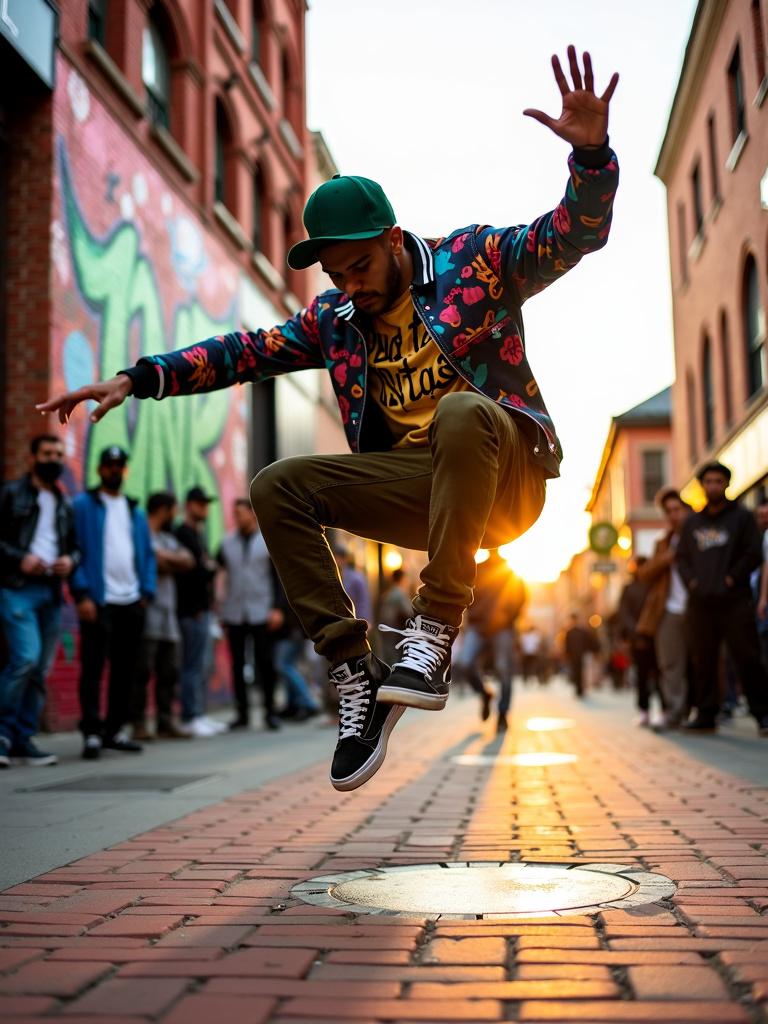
left=250, top=392, right=546, bottom=664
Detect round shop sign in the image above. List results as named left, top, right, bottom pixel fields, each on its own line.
left=589, top=522, right=618, bottom=555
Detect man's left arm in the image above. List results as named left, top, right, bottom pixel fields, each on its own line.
left=477, top=46, right=619, bottom=304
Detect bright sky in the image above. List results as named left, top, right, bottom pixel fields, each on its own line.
left=306, top=0, right=698, bottom=582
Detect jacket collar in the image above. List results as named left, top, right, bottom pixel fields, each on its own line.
left=333, top=231, right=436, bottom=322
left=88, top=487, right=138, bottom=511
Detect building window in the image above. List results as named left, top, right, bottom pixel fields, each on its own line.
left=88, top=0, right=108, bottom=47
left=706, top=114, right=720, bottom=203
left=720, top=310, right=733, bottom=427
left=744, top=255, right=766, bottom=397
left=686, top=370, right=698, bottom=463
left=702, top=334, right=714, bottom=447
left=142, top=13, right=171, bottom=131
left=253, top=163, right=264, bottom=251
left=642, top=449, right=666, bottom=505
left=728, top=44, right=746, bottom=142
left=252, top=0, right=265, bottom=65
left=676, top=201, right=687, bottom=285
left=752, top=0, right=766, bottom=83
left=691, top=161, right=704, bottom=236
left=215, top=99, right=235, bottom=210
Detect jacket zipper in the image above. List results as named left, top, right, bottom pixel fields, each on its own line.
left=409, top=287, right=558, bottom=457
left=347, top=318, right=369, bottom=452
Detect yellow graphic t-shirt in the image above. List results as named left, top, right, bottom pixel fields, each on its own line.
left=369, top=290, right=472, bottom=448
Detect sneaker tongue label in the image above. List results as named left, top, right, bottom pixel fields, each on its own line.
left=330, top=663, right=355, bottom=684
left=418, top=616, right=444, bottom=637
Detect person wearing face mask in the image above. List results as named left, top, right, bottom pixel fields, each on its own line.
left=71, top=446, right=156, bottom=760
left=0, top=435, right=79, bottom=767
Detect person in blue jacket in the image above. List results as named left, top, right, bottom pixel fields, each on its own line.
left=71, top=446, right=156, bottom=760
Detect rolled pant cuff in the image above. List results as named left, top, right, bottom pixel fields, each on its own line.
left=412, top=596, right=463, bottom=629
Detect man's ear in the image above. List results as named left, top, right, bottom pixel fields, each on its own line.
left=389, top=226, right=404, bottom=255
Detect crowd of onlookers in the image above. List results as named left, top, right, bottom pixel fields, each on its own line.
left=604, top=461, right=768, bottom=736
left=0, top=434, right=330, bottom=769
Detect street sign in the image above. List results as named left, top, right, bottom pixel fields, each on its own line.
left=589, top=522, right=618, bottom=555
left=593, top=561, right=617, bottom=573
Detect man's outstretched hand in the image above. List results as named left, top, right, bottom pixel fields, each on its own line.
left=524, top=45, right=618, bottom=149
left=36, top=374, right=134, bottom=425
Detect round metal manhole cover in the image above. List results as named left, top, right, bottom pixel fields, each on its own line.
left=292, top=862, right=676, bottom=919
left=453, top=752, right=578, bottom=767
left=525, top=717, right=575, bottom=731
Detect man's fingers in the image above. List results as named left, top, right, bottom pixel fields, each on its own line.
left=601, top=71, right=619, bottom=103
left=567, top=45, right=583, bottom=90
left=90, top=390, right=123, bottom=423
left=523, top=108, right=556, bottom=131
left=583, top=51, right=594, bottom=92
left=551, top=54, right=569, bottom=96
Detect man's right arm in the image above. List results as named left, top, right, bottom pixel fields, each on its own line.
left=37, top=300, right=325, bottom=424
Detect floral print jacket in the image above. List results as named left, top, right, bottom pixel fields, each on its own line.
left=123, top=143, right=619, bottom=479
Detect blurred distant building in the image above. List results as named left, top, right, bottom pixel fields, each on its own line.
left=554, top=388, right=672, bottom=624
left=655, top=0, right=768, bottom=508
left=0, top=0, right=347, bottom=728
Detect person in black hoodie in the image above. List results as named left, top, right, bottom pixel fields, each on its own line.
left=676, top=462, right=768, bottom=734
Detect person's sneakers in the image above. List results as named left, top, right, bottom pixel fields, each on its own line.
left=10, top=741, right=58, bottom=766
left=82, top=735, right=102, bottom=760
left=264, top=714, right=282, bottom=731
left=228, top=717, right=250, bottom=731
left=328, top=652, right=405, bottom=792
left=132, top=724, right=155, bottom=742
left=155, top=724, right=192, bottom=740
left=496, top=713, right=508, bottom=734
left=0, top=737, right=11, bottom=768
left=200, top=715, right=228, bottom=734
left=377, top=615, right=457, bottom=710
left=757, top=717, right=768, bottom=737
left=102, top=731, right=143, bottom=752
left=177, top=717, right=219, bottom=738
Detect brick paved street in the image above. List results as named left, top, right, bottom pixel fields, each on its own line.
left=2, top=681, right=768, bottom=1023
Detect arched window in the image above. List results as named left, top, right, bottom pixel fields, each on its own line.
left=720, top=310, right=733, bottom=428
left=686, top=370, right=698, bottom=464
left=142, top=7, right=172, bottom=131
left=215, top=99, right=235, bottom=210
left=744, top=255, right=766, bottom=397
left=701, top=334, right=714, bottom=447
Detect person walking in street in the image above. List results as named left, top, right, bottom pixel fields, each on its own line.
left=0, top=435, right=79, bottom=768
left=453, top=550, right=526, bottom=732
left=636, top=489, right=692, bottom=730
left=174, top=487, right=224, bottom=738
left=218, top=498, right=284, bottom=731
left=130, top=493, right=193, bottom=740
left=676, top=462, right=768, bottom=735
left=274, top=605, right=321, bottom=721
left=616, top=557, right=661, bottom=727
left=39, top=46, right=620, bottom=791
left=72, top=446, right=155, bottom=759
left=378, top=568, right=413, bottom=666
left=564, top=612, right=599, bottom=698
left=754, top=500, right=768, bottom=671
left=519, top=624, right=543, bottom=684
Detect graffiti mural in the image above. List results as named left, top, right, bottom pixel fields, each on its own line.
left=46, top=56, right=253, bottom=727
left=52, top=56, right=249, bottom=551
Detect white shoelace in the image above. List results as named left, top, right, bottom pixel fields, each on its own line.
left=379, top=623, right=450, bottom=681
left=336, top=672, right=372, bottom=739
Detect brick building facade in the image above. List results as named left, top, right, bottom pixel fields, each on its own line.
left=1, top=0, right=347, bottom=729
left=655, top=0, right=768, bottom=508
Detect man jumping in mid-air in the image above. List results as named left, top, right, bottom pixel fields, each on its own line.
left=40, top=47, right=619, bottom=792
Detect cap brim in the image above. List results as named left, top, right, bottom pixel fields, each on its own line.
left=287, top=229, right=388, bottom=271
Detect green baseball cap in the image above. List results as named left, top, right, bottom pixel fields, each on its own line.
left=287, top=174, right=396, bottom=271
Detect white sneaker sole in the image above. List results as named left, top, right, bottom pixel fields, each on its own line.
left=10, top=756, right=58, bottom=766
left=330, top=705, right=405, bottom=792
left=376, top=684, right=447, bottom=711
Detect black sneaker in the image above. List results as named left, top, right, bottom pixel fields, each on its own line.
left=377, top=615, right=457, bottom=711
left=102, top=731, right=143, bottom=752
left=758, top=717, right=768, bottom=738
left=0, top=737, right=10, bottom=769
left=10, top=741, right=58, bottom=766
left=683, top=717, right=717, bottom=733
left=328, top=653, right=405, bottom=792
left=82, top=734, right=102, bottom=760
